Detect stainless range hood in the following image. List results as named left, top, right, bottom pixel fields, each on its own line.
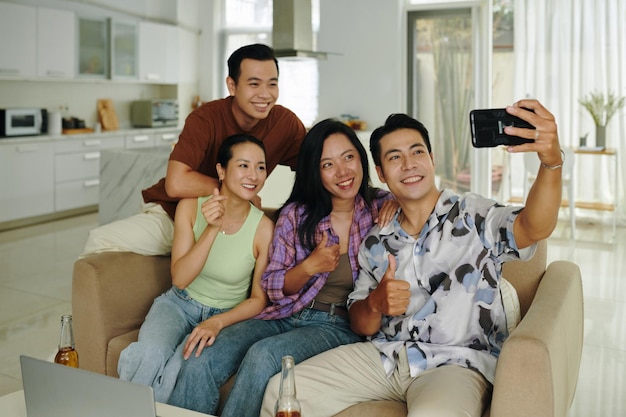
left=272, top=0, right=327, bottom=59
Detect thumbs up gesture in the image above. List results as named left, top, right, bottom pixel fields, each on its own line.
left=200, top=187, right=227, bottom=228
left=303, top=231, right=340, bottom=275
left=371, top=254, right=411, bottom=316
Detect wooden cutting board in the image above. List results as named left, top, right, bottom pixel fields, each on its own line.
left=97, top=99, right=119, bottom=131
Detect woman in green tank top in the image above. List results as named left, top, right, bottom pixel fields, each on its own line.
left=117, top=134, right=274, bottom=402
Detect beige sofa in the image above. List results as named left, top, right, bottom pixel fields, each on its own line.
left=72, top=240, right=583, bottom=417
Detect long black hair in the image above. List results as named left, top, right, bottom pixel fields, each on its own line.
left=281, top=119, right=376, bottom=251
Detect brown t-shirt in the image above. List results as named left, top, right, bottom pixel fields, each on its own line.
left=141, top=96, right=306, bottom=219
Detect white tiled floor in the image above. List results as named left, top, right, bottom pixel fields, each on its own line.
left=0, top=213, right=624, bottom=416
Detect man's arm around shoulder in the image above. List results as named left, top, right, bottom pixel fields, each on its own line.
left=165, top=160, right=219, bottom=199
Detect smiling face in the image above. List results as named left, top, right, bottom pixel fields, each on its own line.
left=375, top=128, right=439, bottom=204
left=217, top=142, right=267, bottom=201
left=227, top=59, right=278, bottom=129
left=319, top=133, right=364, bottom=206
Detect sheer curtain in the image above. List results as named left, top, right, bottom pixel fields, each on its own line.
left=513, top=0, right=626, bottom=225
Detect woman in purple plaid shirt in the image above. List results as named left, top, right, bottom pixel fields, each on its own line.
left=169, top=119, right=396, bottom=416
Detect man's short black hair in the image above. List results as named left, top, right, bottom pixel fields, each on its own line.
left=227, top=44, right=279, bottom=83
left=369, top=114, right=432, bottom=167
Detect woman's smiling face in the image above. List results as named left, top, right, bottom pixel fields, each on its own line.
left=217, top=142, right=267, bottom=200
left=319, top=133, right=364, bottom=205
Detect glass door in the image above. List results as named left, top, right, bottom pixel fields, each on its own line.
left=407, top=2, right=493, bottom=195
left=111, top=20, right=138, bottom=80
left=77, top=16, right=109, bottom=78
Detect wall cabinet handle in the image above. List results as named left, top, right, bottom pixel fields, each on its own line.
left=83, top=139, right=102, bottom=147
left=16, top=144, right=39, bottom=153
left=45, top=70, right=68, bottom=77
left=83, top=152, right=100, bottom=160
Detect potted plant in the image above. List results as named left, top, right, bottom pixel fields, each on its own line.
left=578, top=91, right=625, bottom=148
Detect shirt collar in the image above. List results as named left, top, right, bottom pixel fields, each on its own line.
left=378, top=189, right=459, bottom=238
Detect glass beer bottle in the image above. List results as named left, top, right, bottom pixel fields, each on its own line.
left=275, top=355, right=301, bottom=417
left=54, top=314, right=79, bottom=368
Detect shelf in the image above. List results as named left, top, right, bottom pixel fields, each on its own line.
left=508, top=197, right=614, bottom=212
left=575, top=147, right=617, bottom=156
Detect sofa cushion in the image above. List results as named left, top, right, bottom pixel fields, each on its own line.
left=500, top=278, right=521, bottom=334
left=334, top=400, right=407, bottom=417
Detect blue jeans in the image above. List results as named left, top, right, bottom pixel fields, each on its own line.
left=117, top=286, right=228, bottom=402
left=167, top=306, right=362, bottom=416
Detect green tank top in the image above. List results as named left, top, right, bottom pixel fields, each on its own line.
left=186, top=196, right=263, bottom=309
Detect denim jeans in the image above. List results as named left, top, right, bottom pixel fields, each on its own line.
left=167, top=306, right=362, bottom=416
left=117, top=286, right=228, bottom=402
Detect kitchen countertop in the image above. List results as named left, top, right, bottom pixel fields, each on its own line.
left=0, top=126, right=181, bottom=145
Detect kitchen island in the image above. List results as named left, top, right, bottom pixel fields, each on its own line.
left=99, top=147, right=170, bottom=225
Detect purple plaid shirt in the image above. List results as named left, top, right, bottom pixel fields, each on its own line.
left=256, top=190, right=393, bottom=320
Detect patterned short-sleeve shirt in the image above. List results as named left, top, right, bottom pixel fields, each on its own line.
left=348, top=189, right=536, bottom=383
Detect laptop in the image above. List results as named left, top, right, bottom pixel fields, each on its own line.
left=20, top=355, right=160, bottom=417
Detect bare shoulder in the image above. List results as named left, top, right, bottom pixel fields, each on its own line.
left=252, top=214, right=275, bottom=258
left=174, top=197, right=198, bottom=222
left=257, top=215, right=275, bottom=239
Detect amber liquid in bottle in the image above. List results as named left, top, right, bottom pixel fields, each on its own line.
left=274, top=355, right=301, bottom=417
left=54, top=314, right=79, bottom=368
left=276, top=412, right=302, bottom=417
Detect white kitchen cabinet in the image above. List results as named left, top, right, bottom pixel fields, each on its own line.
left=0, top=141, right=54, bottom=222
left=37, top=7, right=76, bottom=79
left=0, top=2, right=37, bottom=78
left=0, top=129, right=179, bottom=230
left=138, top=21, right=179, bottom=84
left=111, top=19, right=138, bottom=80
left=77, top=16, right=109, bottom=78
left=54, top=135, right=124, bottom=211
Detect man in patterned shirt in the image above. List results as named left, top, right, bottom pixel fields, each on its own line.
left=260, top=99, right=563, bottom=417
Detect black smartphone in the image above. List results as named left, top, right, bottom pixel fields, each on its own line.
left=469, top=108, right=535, bottom=148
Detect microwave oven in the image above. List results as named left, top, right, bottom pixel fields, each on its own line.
left=0, top=108, right=47, bottom=137
left=131, top=99, right=179, bottom=128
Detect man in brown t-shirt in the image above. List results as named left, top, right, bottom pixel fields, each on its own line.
left=82, top=44, right=306, bottom=256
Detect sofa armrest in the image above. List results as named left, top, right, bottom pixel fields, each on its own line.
left=72, top=252, right=171, bottom=375
left=490, top=260, right=583, bottom=417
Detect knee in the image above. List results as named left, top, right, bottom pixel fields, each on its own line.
left=120, top=341, right=170, bottom=366
left=177, top=352, right=223, bottom=385
left=242, top=343, right=281, bottom=378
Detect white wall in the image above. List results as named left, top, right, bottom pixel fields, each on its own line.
left=317, top=0, right=406, bottom=129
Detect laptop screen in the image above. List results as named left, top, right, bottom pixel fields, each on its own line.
left=20, top=355, right=158, bottom=417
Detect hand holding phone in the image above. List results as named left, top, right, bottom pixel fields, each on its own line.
left=469, top=108, right=535, bottom=148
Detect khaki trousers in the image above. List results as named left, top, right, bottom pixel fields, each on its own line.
left=81, top=203, right=174, bottom=257
left=261, top=342, right=491, bottom=417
